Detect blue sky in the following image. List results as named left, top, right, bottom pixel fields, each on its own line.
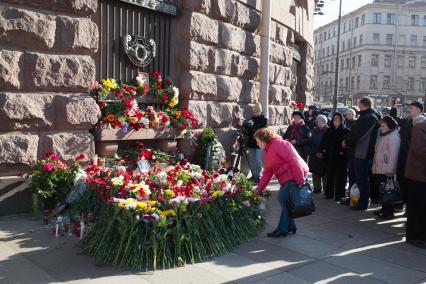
left=314, top=0, right=374, bottom=29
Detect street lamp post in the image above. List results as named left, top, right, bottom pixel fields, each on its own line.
left=332, top=0, right=343, bottom=113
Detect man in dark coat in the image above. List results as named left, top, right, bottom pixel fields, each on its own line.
left=343, top=97, right=380, bottom=210
left=244, top=103, right=268, bottom=183
left=397, top=101, right=424, bottom=209
left=307, top=114, right=329, bottom=193
left=405, top=119, right=426, bottom=248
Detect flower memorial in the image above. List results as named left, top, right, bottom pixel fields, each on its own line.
left=76, top=155, right=265, bottom=270
left=91, top=72, right=198, bottom=132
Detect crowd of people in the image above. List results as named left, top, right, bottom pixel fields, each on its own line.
left=244, top=98, right=426, bottom=249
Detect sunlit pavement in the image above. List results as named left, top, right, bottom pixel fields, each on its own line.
left=1, top=182, right=426, bottom=284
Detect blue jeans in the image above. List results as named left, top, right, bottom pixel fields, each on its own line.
left=350, top=157, right=370, bottom=209
left=276, top=182, right=296, bottom=233
left=248, top=148, right=264, bottom=182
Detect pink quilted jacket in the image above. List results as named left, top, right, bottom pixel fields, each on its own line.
left=257, top=137, right=309, bottom=191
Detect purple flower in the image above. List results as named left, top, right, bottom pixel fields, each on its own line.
left=121, top=122, right=129, bottom=133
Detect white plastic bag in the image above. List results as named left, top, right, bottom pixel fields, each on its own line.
left=349, top=183, right=360, bottom=208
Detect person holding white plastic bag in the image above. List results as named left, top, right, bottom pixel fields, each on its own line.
left=371, top=116, right=400, bottom=220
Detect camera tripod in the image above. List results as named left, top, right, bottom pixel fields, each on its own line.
left=233, top=136, right=253, bottom=175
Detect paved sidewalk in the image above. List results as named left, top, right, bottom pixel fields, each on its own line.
left=1, top=183, right=426, bottom=284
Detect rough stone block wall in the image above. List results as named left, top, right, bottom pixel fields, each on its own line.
left=0, top=0, right=100, bottom=176
left=174, top=0, right=314, bottom=151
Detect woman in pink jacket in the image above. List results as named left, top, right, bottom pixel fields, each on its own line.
left=254, top=128, right=309, bottom=237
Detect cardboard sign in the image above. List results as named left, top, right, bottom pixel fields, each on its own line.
left=137, top=159, right=151, bottom=173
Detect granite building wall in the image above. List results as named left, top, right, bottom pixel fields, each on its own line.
left=173, top=0, right=315, bottom=150
left=0, top=0, right=101, bottom=176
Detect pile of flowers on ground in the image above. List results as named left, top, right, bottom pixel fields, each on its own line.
left=91, top=72, right=198, bottom=132
left=76, top=156, right=264, bottom=270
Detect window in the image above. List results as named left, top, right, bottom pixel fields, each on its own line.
left=320, top=34, right=323, bottom=42
left=407, top=77, right=414, bottom=90
left=373, top=33, right=380, bottom=44
left=385, top=55, right=392, bottom=67
left=361, top=14, right=366, bottom=25
left=411, top=15, right=419, bottom=26
left=328, top=29, right=331, bottom=39
left=421, top=79, right=426, bottom=91
left=352, top=56, right=356, bottom=68
left=331, top=62, right=334, bottom=71
left=345, top=77, right=349, bottom=90
left=371, top=54, right=379, bottom=66
left=333, top=27, right=336, bottom=37
left=383, top=76, right=391, bottom=89
left=325, top=81, right=329, bottom=92
left=341, top=59, right=344, bottom=70
left=342, top=41, right=345, bottom=51
left=327, top=46, right=330, bottom=56
left=343, top=23, right=347, bottom=33
left=409, top=56, right=416, bottom=68
left=355, top=17, right=359, bottom=28
left=315, top=37, right=318, bottom=44
left=351, top=76, right=355, bottom=90
left=423, top=36, right=426, bottom=47
left=353, top=36, right=357, bottom=47
left=373, top=13, right=381, bottom=24
left=399, top=34, right=406, bottom=45
left=370, top=75, right=378, bottom=89
left=322, top=48, right=325, bottom=57
left=358, top=55, right=362, bottom=66
left=424, top=16, right=426, bottom=26
left=357, top=76, right=361, bottom=89
left=387, top=13, right=395, bottom=25
left=346, top=58, right=350, bottom=69
left=386, top=34, right=393, bottom=46
left=396, top=76, right=403, bottom=89
left=324, top=32, right=327, bottom=40
left=359, top=35, right=363, bottom=45
left=348, top=39, right=351, bottom=49
left=326, top=63, right=329, bottom=72
left=397, top=55, right=405, bottom=67
left=340, top=78, right=343, bottom=89
left=411, top=35, right=418, bottom=46
left=422, top=57, right=426, bottom=68
left=332, top=45, right=335, bottom=54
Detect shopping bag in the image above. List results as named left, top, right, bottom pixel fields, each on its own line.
left=349, top=183, right=360, bottom=208
left=380, top=177, right=403, bottom=205
left=287, top=181, right=315, bottom=218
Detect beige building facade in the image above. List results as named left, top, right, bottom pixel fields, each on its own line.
left=314, top=0, right=426, bottom=110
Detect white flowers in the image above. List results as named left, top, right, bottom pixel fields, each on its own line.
left=111, top=176, right=124, bottom=186
left=172, top=86, right=179, bottom=99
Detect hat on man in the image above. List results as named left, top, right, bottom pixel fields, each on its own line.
left=315, top=114, right=328, bottom=124
left=292, top=111, right=305, bottom=119
left=252, top=102, right=262, bottom=113
left=409, top=101, right=424, bottom=112
left=382, top=107, right=391, bottom=114
left=345, top=109, right=356, bottom=117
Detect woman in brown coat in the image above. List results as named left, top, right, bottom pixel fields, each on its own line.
left=405, top=118, right=426, bottom=249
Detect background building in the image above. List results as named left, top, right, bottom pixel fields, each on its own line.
left=0, top=0, right=317, bottom=214
left=314, top=0, right=426, bottom=110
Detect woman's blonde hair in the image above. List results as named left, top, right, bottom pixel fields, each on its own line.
left=253, top=127, right=277, bottom=143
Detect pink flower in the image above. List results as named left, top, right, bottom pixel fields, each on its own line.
left=242, top=200, right=251, bottom=207
left=43, top=163, right=53, bottom=172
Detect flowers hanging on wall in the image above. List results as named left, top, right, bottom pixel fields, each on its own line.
left=90, top=72, right=198, bottom=133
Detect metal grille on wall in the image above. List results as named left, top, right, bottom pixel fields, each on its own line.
left=96, top=0, right=176, bottom=82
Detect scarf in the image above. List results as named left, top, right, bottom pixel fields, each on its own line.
left=380, top=127, right=397, bottom=137
left=291, top=121, right=305, bottom=140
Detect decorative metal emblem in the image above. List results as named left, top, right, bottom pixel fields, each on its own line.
left=123, top=35, right=156, bottom=68
left=119, top=0, right=178, bottom=16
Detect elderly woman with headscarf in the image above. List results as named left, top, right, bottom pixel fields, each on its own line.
left=283, top=111, right=312, bottom=161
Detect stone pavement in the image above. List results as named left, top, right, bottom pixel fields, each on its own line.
left=1, top=182, right=426, bottom=284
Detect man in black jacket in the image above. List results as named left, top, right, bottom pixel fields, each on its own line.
left=244, top=103, right=268, bottom=183
left=343, top=97, right=380, bottom=210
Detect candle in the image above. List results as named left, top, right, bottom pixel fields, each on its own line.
left=80, top=221, right=85, bottom=239
left=92, top=154, right=98, bottom=166
left=55, top=224, right=59, bottom=237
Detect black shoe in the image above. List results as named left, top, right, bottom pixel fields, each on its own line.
left=403, top=211, right=408, bottom=217
left=373, top=209, right=383, bottom=216
left=267, top=231, right=287, bottom=238
left=288, top=228, right=297, bottom=234
left=340, top=198, right=350, bottom=206
left=407, top=239, right=426, bottom=249
left=378, top=213, right=395, bottom=220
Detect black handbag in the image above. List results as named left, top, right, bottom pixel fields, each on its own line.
left=287, top=181, right=316, bottom=218
left=380, top=177, right=403, bottom=205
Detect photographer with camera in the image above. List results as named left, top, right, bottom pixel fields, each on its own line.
left=244, top=103, right=268, bottom=183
